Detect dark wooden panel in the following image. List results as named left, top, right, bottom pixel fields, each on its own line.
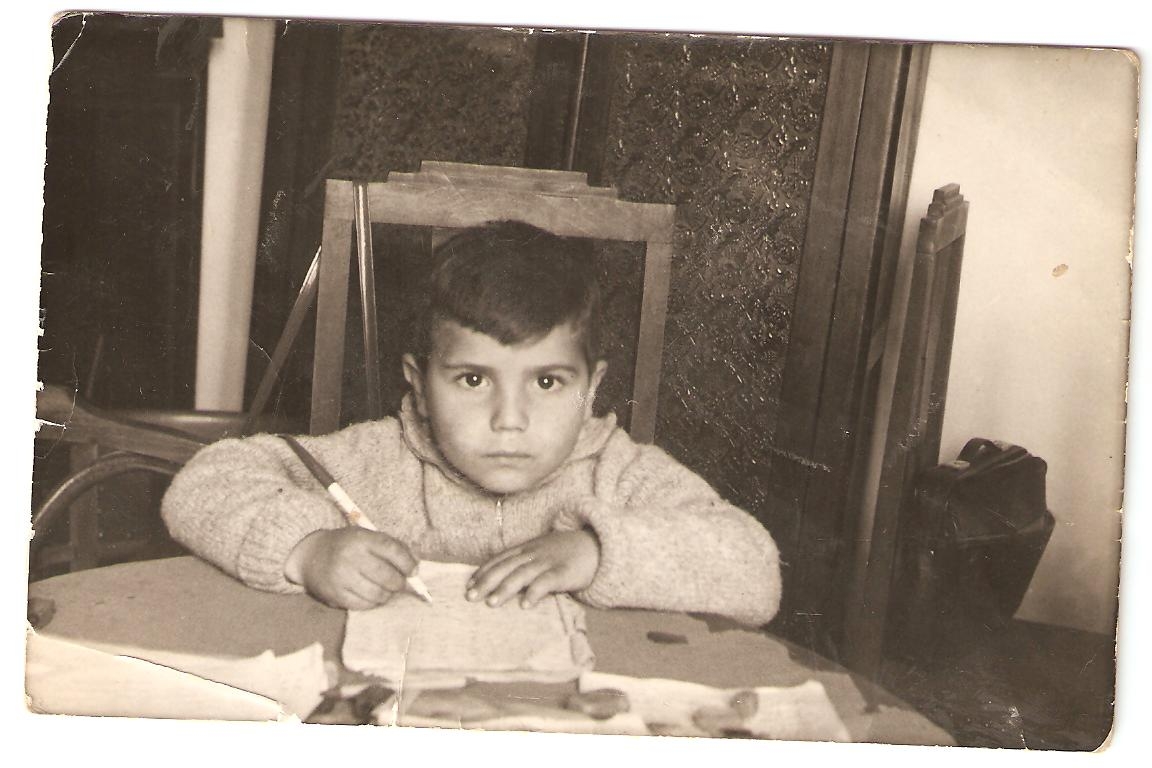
left=770, top=42, right=871, bottom=650
left=771, top=43, right=934, bottom=657
left=869, top=47, right=932, bottom=338
left=789, top=45, right=908, bottom=657
left=570, top=35, right=618, bottom=186
left=837, top=44, right=932, bottom=657
left=523, top=32, right=584, bottom=170
left=774, top=43, right=871, bottom=464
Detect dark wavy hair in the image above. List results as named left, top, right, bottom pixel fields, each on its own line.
left=409, top=220, right=601, bottom=367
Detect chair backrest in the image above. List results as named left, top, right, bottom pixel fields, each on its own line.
left=883, top=183, right=969, bottom=474
left=843, top=183, right=969, bottom=675
left=309, top=161, right=677, bottom=442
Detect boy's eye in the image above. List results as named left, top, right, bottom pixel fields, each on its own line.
left=537, top=375, right=560, bottom=391
left=458, top=373, right=486, bottom=388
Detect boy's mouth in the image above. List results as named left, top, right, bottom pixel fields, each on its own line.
left=484, top=451, right=532, bottom=460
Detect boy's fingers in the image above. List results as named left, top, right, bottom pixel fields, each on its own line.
left=357, top=558, right=405, bottom=594
left=485, top=559, right=551, bottom=607
left=469, top=545, right=526, bottom=586
left=365, top=534, right=417, bottom=574
left=344, top=571, right=392, bottom=605
left=521, top=569, right=563, bottom=608
left=336, top=575, right=384, bottom=612
left=339, top=593, right=375, bottom=611
left=468, top=552, right=533, bottom=600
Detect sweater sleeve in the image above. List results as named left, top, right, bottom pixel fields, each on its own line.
left=552, top=436, right=782, bottom=627
left=160, top=420, right=407, bottom=593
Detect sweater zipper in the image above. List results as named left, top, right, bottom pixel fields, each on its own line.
left=495, top=497, right=506, bottom=548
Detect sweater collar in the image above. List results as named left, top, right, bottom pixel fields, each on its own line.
left=398, top=392, right=617, bottom=491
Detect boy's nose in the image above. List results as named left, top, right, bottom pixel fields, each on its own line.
left=491, top=389, right=529, bottom=432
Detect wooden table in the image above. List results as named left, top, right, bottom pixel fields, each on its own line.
left=27, top=556, right=952, bottom=745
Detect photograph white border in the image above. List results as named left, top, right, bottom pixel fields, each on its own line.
left=4, top=3, right=1146, bottom=766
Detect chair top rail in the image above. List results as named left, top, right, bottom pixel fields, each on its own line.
left=323, top=165, right=675, bottom=244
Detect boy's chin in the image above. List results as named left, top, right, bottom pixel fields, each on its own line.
left=467, top=468, right=549, bottom=496
left=473, top=478, right=538, bottom=496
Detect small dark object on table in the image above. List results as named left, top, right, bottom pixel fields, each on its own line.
left=730, top=689, right=759, bottom=719
left=566, top=688, right=631, bottom=720
left=693, top=705, right=753, bottom=738
left=28, top=597, right=56, bottom=630
left=308, top=684, right=395, bottom=725
left=646, top=630, right=689, bottom=644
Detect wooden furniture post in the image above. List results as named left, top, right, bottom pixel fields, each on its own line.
left=772, top=43, right=931, bottom=657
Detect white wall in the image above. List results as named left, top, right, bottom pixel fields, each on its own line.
left=895, top=45, right=1136, bottom=634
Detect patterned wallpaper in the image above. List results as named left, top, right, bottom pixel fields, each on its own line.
left=325, top=26, right=832, bottom=535
left=330, top=24, right=536, bottom=175
left=595, top=36, right=831, bottom=530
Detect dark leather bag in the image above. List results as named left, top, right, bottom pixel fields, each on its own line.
left=888, top=438, right=1055, bottom=654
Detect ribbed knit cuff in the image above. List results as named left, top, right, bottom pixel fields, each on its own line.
left=553, top=496, right=629, bottom=610
left=236, top=501, right=344, bottom=594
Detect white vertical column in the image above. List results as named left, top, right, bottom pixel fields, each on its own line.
left=194, top=18, right=276, bottom=411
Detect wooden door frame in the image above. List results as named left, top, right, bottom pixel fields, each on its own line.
left=773, top=42, right=931, bottom=660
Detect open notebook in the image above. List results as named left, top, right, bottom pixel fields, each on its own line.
left=342, top=561, right=595, bottom=688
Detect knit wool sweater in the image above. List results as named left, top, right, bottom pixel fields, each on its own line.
left=161, top=397, right=783, bottom=627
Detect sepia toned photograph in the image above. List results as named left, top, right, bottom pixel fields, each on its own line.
left=16, top=3, right=1140, bottom=760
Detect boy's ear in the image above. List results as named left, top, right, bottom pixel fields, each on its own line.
left=582, top=359, right=609, bottom=419
left=402, top=353, right=428, bottom=418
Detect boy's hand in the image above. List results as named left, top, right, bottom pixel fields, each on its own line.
left=467, top=529, right=600, bottom=609
left=285, top=528, right=417, bottom=610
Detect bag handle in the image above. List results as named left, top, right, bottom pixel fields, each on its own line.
left=958, top=437, right=1026, bottom=468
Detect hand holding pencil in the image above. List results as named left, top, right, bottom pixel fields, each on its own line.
left=281, top=435, right=433, bottom=609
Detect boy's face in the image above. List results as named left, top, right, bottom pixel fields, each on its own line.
left=403, top=319, right=607, bottom=495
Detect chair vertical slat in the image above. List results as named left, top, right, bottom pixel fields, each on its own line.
left=630, top=240, right=673, bottom=444
left=354, top=182, right=383, bottom=421
left=310, top=183, right=354, bottom=435
left=922, top=235, right=967, bottom=465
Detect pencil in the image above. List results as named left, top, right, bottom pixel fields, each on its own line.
left=280, top=434, right=433, bottom=603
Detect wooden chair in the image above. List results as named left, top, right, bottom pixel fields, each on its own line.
left=309, top=161, right=677, bottom=442
left=34, top=387, right=238, bottom=574
left=30, top=252, right=321, bottom=574
left=841, top=183, right=970, bottom=678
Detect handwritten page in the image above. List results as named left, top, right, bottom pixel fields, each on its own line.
left=342, top=561, right=594, bottom=688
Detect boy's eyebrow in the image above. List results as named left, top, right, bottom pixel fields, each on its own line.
left=439, top=362, right=498, bottom=374
left=530, top=364, right=581, bottom=376
left=438, top=362, right=583, bottom=375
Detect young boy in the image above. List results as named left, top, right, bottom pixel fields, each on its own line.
left=162, top=221, right=782, bottom=626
